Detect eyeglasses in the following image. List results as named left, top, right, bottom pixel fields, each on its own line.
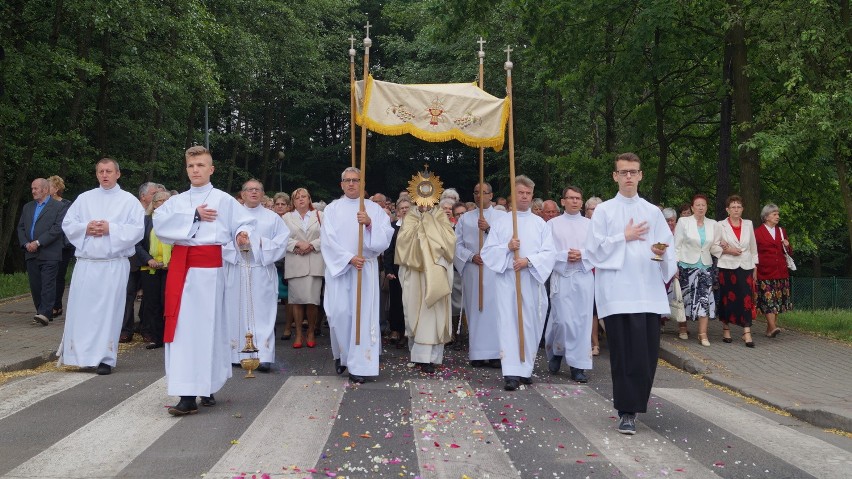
left=615, top=169, right=641, bottom=177
left=243, top=187, right=262, bottom=193
left=342, top=178, right=360, bottom=184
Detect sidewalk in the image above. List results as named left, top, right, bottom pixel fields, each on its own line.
left=1, top=291, right=850, bottom=433
left=658, top=318, right=852, bottom=432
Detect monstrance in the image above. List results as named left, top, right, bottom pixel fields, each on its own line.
left=406, top=164, right=444, bottom=208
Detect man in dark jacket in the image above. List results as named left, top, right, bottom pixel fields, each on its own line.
left=17, top=178, right=68, bottom=325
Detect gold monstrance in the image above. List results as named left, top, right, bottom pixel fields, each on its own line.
left=407, top=164, right=444, bottom=208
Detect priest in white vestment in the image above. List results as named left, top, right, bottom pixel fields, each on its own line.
left=481, top=175, right=556, bottom=391
left=153, top=146, right=255, bottom=416
left=320, top=167, right=394, bottom=384
left=395, top=206, right=455, bottom=373
left=58, top=158, right=145, bottom=375
left=454, top=182, right=505, bottom=368
left=223, top=179, right=288, bottom=371
left=544, top=186, right=594, bottom=383
left=584, top=153, right=676, bottom=435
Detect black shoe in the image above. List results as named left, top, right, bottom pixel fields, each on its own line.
left=335, top=358, right=347, bottom=375
left=256, top=362, right=271, bottom=373
left=570, top=367, right=588, bottom=383
left=145, top=342, right=163, bottom=350
left=280, top=333, right=291, bottom=341
left=617, top=413, right=636, bottom=435
left=348, top=374, right=366, bottom=384
left=96, top=363, right=112, bottom=375
left=504, top=377, right=520, bottom=391
left=548, top=355, right=563, bottom=374
left=168, top=397, right=198, bottom=416
left=119, top=333, right=132, bottom=343
left=487, top=359, right=502, bottom=369
left=420, top=363, right=435, bottom=374
left=470, top=360, right=488, bottom=367
left=519, top=376, right=533, bottom=385
left=200, top=395, right=216, bottom=407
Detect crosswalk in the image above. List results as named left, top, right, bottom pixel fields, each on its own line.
left=1, top=372, right=850, bottom=479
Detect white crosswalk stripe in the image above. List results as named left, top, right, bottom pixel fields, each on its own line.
left=206, top=376, right=348, bottom=478
left=0, top=372, right=92, bottom=421
left=5, top=377, right=175, bottom=479
left=654, top=387, right=852, bottom=478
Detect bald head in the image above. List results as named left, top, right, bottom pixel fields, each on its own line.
left=542, top=200, right=560, bottom=221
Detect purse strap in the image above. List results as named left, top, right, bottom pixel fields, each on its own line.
left=779, top=228, right=791, bottom=255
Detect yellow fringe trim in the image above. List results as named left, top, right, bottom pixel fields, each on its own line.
left=354, top=75, right=510, bottom=151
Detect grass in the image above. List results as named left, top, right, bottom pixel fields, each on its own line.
left=0, top=272, right=31, bottom=300
left=776, top=309, right=852, bottom=343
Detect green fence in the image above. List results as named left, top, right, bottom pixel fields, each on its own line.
left=791, top=277, right=852, bottom=310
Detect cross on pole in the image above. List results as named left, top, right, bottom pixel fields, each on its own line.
left=364, top=21, right=372, bottom=39
left=477, top=37, right=486, bottom=53
left=349, top=35, right=356, bottom=49
left=504, top=45, right=513, bottom=62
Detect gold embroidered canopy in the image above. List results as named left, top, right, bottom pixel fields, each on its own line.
left=354, top=75, right=510, bottom=151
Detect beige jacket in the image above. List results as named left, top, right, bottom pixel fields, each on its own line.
left=282, top=210, right=325, bottom=279
left=714, top=217, right=759, bottom=270
left=675, top=216, right=722, bottom=266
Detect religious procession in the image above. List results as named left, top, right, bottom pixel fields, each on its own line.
left=13, top=30, right=795, bottom=442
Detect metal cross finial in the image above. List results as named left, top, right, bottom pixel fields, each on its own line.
left=504, top=45, right=513, bottom=62
left=477, top=37, right=486, bottom=52
left=349, top=35, right=356, bottom=49
left=364, top=21, right=372, bottom=38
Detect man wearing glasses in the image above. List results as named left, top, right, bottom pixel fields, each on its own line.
left=320, top=167, right=394, bottom=384
left=584, top=153, right=676, bottom=435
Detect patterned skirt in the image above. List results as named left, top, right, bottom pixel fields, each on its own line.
left=678, top=266, right=716, bottom=320
left=756, top=278, right=793, bottom=314
left=718, top=267, right=756, bottom=327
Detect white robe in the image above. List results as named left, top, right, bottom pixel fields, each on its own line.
left=481, top=209, right=556, bottom=377
left=544, top=212, right=594, bottom=370
left=223, top=205, right=288, bottom=363
left=153, top=183, right=255, bottom=397
left=58, top=185, right=145, bottom=368
left=320, top=197, right=393, bottom=377
left=584, top=193, right=676, bottom=317
left=453, top=206, right=506, bottom=360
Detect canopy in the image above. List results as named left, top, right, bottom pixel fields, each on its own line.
left=354, top=75, right=510, bottom=151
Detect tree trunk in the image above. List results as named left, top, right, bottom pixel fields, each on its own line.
left=60, top=27, right=92, bottom=177
left=717, top=38, right=734, bottom=219
left=728, top=0, right=760, bottom=221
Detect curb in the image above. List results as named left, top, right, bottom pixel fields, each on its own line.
left=0, top=350, right=57, bottom=374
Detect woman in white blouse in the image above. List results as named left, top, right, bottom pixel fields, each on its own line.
left=282, top=188, right=324, bottom=348
left=674, top=194, right=722, bottom=346
left=714, top=195, right=759, bottom=348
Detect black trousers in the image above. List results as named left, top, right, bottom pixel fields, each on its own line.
left=139, top=269, right=167, bottom=343
left=121, top=269, right=142, bottom=336
left=27, top=258, right=58, bottom=318
left=602, top=313, right=661, bottom=414
left=387, top=276, right=405, bottom=335
left=53, top=247, right=74, bottom=310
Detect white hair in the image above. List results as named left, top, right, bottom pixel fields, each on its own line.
left=440, top=188, right=460, bottom=202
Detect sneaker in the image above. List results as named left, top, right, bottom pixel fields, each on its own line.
left=548, top=355, right=562, bottom=374
left=617, top=413, right=636, bottom=435
left=33, top=314, right=49, bottom=326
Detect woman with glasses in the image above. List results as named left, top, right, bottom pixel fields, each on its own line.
left=714, top=195, right=759, bottom=347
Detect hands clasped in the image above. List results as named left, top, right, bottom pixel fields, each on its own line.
left=86, top=220, right=110, bottom=237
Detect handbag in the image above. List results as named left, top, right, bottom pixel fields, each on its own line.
left=780, top=228, right=796, bottom=271
left=669, top=277, right=686, bottom=323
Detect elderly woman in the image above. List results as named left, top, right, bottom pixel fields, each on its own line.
left=282, top=188, right=324, bottom=348
left=674, top=195, right=722, bottom=346
left=714, top=195, right=759, bottom=347
left=754, top=204, right=792, bottom=338
left=384, top=198, right=411, bottom=346
left=273, top=192, right=291, bottom=216
left=46, top=176, right=74, bottom=317
left=137, top=191, right=173, bottom=349
left=585, top=196, right=603, bottom=355
left=531, top=198, right=544, bottom=217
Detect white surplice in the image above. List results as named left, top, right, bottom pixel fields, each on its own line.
left=320, top=197, right=394, bottom=377
left=453, top=206, right=506, bottom=360
left=153, top=183, right=255, bottom=397
left=58, top=184, right=145, bottom=368
left=481, top=209, right=556, bottom=378
left=223, top=205, right=288, bottom=363
left=584, top=193, right=676, bottom=317
left=544, top=212, right=594, bottom=370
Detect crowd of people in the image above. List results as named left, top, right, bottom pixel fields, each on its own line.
left=16, top=149, right=794, bottom=432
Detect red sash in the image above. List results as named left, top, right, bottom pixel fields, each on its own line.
left=163, top=244, right=222, bottom=343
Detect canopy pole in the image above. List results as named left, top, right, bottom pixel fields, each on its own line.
left=349, top=35, right=357, bottom=168
left=355, top=22, right=372, bottom=345
left=477, top=37, right=486, bottom=312
left=504, top=45, right=524, bottom=363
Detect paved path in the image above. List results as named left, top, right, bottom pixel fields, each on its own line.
left=1, top=291, right=850, bottom=433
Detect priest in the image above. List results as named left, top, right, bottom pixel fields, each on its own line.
left=481, top=175, right=556, bottom=391
left=320, top=167, right=394, bottom=384
left=58, top=158, right=145, bottom=375
left=153, top=146, right=255, bottom=416
left=395, top=205, right=455, bottom=373
left=223, top=179, right=288, bottom=373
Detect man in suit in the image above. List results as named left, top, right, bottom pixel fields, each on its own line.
left=17, top=178, right=68, bottom=325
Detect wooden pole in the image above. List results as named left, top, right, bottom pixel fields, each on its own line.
left=477, top=37, right=486, bottom=312
left=355, top=22, right=372, bottom=345
left=504, top=45, right=524, bottom=363
left=349, top=35, right=357, bottom=168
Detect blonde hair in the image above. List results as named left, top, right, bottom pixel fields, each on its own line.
left=47, top=175, right=66, bottom=196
